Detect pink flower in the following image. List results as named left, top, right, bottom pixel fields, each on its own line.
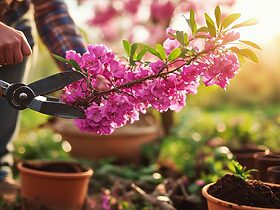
left=150, top=0, right=175, bottom=24
left=88, top=6, right=118, bottom=26
left=222, top=31, right=240, bottom=44
left=124, top=0, right=141, bottom=14
left=202, top=53, right=240, bottom=89
left=163, top=38, right=180, bottom=54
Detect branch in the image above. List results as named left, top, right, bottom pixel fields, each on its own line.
left=131, top=183, right=176, bottom=210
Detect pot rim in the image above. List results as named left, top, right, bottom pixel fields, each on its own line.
left=202, top=183, right=280, bottom=210
left=254, top=152, right=280, bottom=161
left=267, top=166, right=280, bottom=173
left=17, top=161, right=93, bottom=179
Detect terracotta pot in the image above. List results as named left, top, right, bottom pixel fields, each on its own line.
left=18, top=160, right=93, bottom=210
left=267, top=166, right=280, bottom=184
left=253, top=152, right=280, bottom=182
left=50, top=116, right=160, bottom=163
left=229, top=145, right=269, bottom=170
left=202, top=183, right=280, bottom=210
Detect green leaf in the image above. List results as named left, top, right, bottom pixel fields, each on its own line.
left=196, top=26, right=209, bottom=33
left=239, top=40, right=262, bottom=50
left=239, top=48, right=259, bottom=63
left=221, top=13, right=241, bottom=29
left=147, top=47, right=162, bottom=59
left=205, top=13, right=216, bottom=37
left=52, top=54, right=70, bottom=64
left=176, top=31, right=185, bottom=45
left=130, top=43, right=138, bottom=58
left=168, top=48, right=182, bottom=61
left=122, top=40, right=131, bottom=56
left=232, top=18, right=257, bottom=29
left=184, top=33, right=189, bottom=44
left=215, top=5, right=221, bottom=29
left=236, top=54, right=246, bottom=64
left=68, top=59, right=82, bottom=72
left=190, top=10, right=197, bottom=34
left=136, top=48, right=148, bottom=61
left=156, top=44, right=167, bottom=60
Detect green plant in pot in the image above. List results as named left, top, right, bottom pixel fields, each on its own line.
left=202, top=160, right=280, bottom=210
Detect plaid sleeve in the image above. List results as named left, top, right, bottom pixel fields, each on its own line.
left=32, top=0, right=87, bottom=71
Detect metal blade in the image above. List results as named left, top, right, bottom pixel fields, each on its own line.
left=0, top=79, right=10, bottom=95
left=27, top=96, right=85, bottom=119
left=28, top=70, right=84, bottom=97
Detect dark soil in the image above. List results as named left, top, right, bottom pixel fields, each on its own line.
left=208, top=174, right=280, bottom=208
left=23, top=161, right=88, bottom=173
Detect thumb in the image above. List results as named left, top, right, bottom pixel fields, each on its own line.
left=21, top=37, right=32, bottom=56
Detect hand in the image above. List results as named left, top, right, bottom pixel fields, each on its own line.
left=0, top=22, right=32, bottom=65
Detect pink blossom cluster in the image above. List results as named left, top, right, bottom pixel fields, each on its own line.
left=61, top=32, right=240, bottom=134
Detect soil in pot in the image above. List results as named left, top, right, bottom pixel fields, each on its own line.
left=208, top=174, right=280, bottom=209
left=22, top=161, right=88, bottom=173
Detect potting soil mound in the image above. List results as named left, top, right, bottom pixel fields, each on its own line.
left=23, top=162, right=88, bottom=173
left=208, top=174, right=280, bottom=209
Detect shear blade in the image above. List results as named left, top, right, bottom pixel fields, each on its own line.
left=28, top=97, right=85, bottom=119
left=28, top=70, right=84, bottom=97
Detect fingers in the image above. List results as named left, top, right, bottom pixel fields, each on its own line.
left=21, top=38, right=32, bottom=56
left=4, top=46, right=13, bottom=65
left=0, top=28, right=32, bottom=65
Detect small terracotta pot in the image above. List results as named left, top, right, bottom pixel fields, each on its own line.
left=253, top=152, right=280, bottom=182
left=202, top=183, right=280, bottom=210
left=50, top=117, right=160, bottom=163
left=267, top=166, right=280, bottom=184
left=18, top=160, right=93, bottom=210
left=229, top=145, right=269, bottom=170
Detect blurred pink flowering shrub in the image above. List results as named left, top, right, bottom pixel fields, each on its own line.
left=87, top=0, right=237, bottom=44
left=57, top=7, right=260, bottom=135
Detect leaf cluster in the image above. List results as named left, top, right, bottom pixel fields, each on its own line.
left=229, top=160, right=257, bottom=180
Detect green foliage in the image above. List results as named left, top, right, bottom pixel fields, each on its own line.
left=168, top=48, right=181, bottom=61
left=205, top=13, right=216, bottom=37
left=232, top=18, right=257, bottom=29
left=229, top=160, right=257, bottom=180
left=221, top=13, right=241, bottom=29
left=122, top=39, right=131, bottom=56
left=214, top=6, right=221, bottom=29
left=156, top=44, right=167, bottom=60
left=52, top=54, right=82, bottom=72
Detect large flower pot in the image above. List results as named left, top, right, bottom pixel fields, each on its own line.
left=253, top=152, right=280, bottom=182
left=202, top=182, right=280, bottom=210
left=50, top=115, right=161, bottom=163
left=18, top=160, right=93, bottom=210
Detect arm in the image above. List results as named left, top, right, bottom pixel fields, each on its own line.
left=0, top=22, right=32, bottom=65
left=32, top=0, right=86, bottom=71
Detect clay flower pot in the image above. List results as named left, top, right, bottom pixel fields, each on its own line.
left=267, top=166, right=280, bottom=184
left=229, top=145, right=269, bottom=170
left=50, top=115, right=161, bottom=163
left=18, top=160, right=93, bottom=210
left=202, top=182, right=280, bottom=210
left=253, top=152, right=280, bottom=182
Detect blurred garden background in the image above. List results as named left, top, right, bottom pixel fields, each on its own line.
left=8, top=0, right=280, bottom=209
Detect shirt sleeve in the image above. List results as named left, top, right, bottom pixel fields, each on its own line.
left=32, top=0, right=87, bottom=71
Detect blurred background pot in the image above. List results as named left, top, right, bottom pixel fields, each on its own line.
left=50, top=114, right=161, bottom=163
left=267, top=166, right=280, bottom=184
left=254, top=152, right=280, bottom=182
left=18, top=160, right=93, bottom=210
left=229, top=145, right=269, bottom=170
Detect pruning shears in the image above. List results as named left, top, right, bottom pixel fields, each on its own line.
left=0, top=70, right=85, bottom=119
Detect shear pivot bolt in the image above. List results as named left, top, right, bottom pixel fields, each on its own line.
left=19, top=93, right=28, bottom=101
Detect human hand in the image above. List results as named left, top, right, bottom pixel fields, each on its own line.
left=0, top=22, right=32, bottom=65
